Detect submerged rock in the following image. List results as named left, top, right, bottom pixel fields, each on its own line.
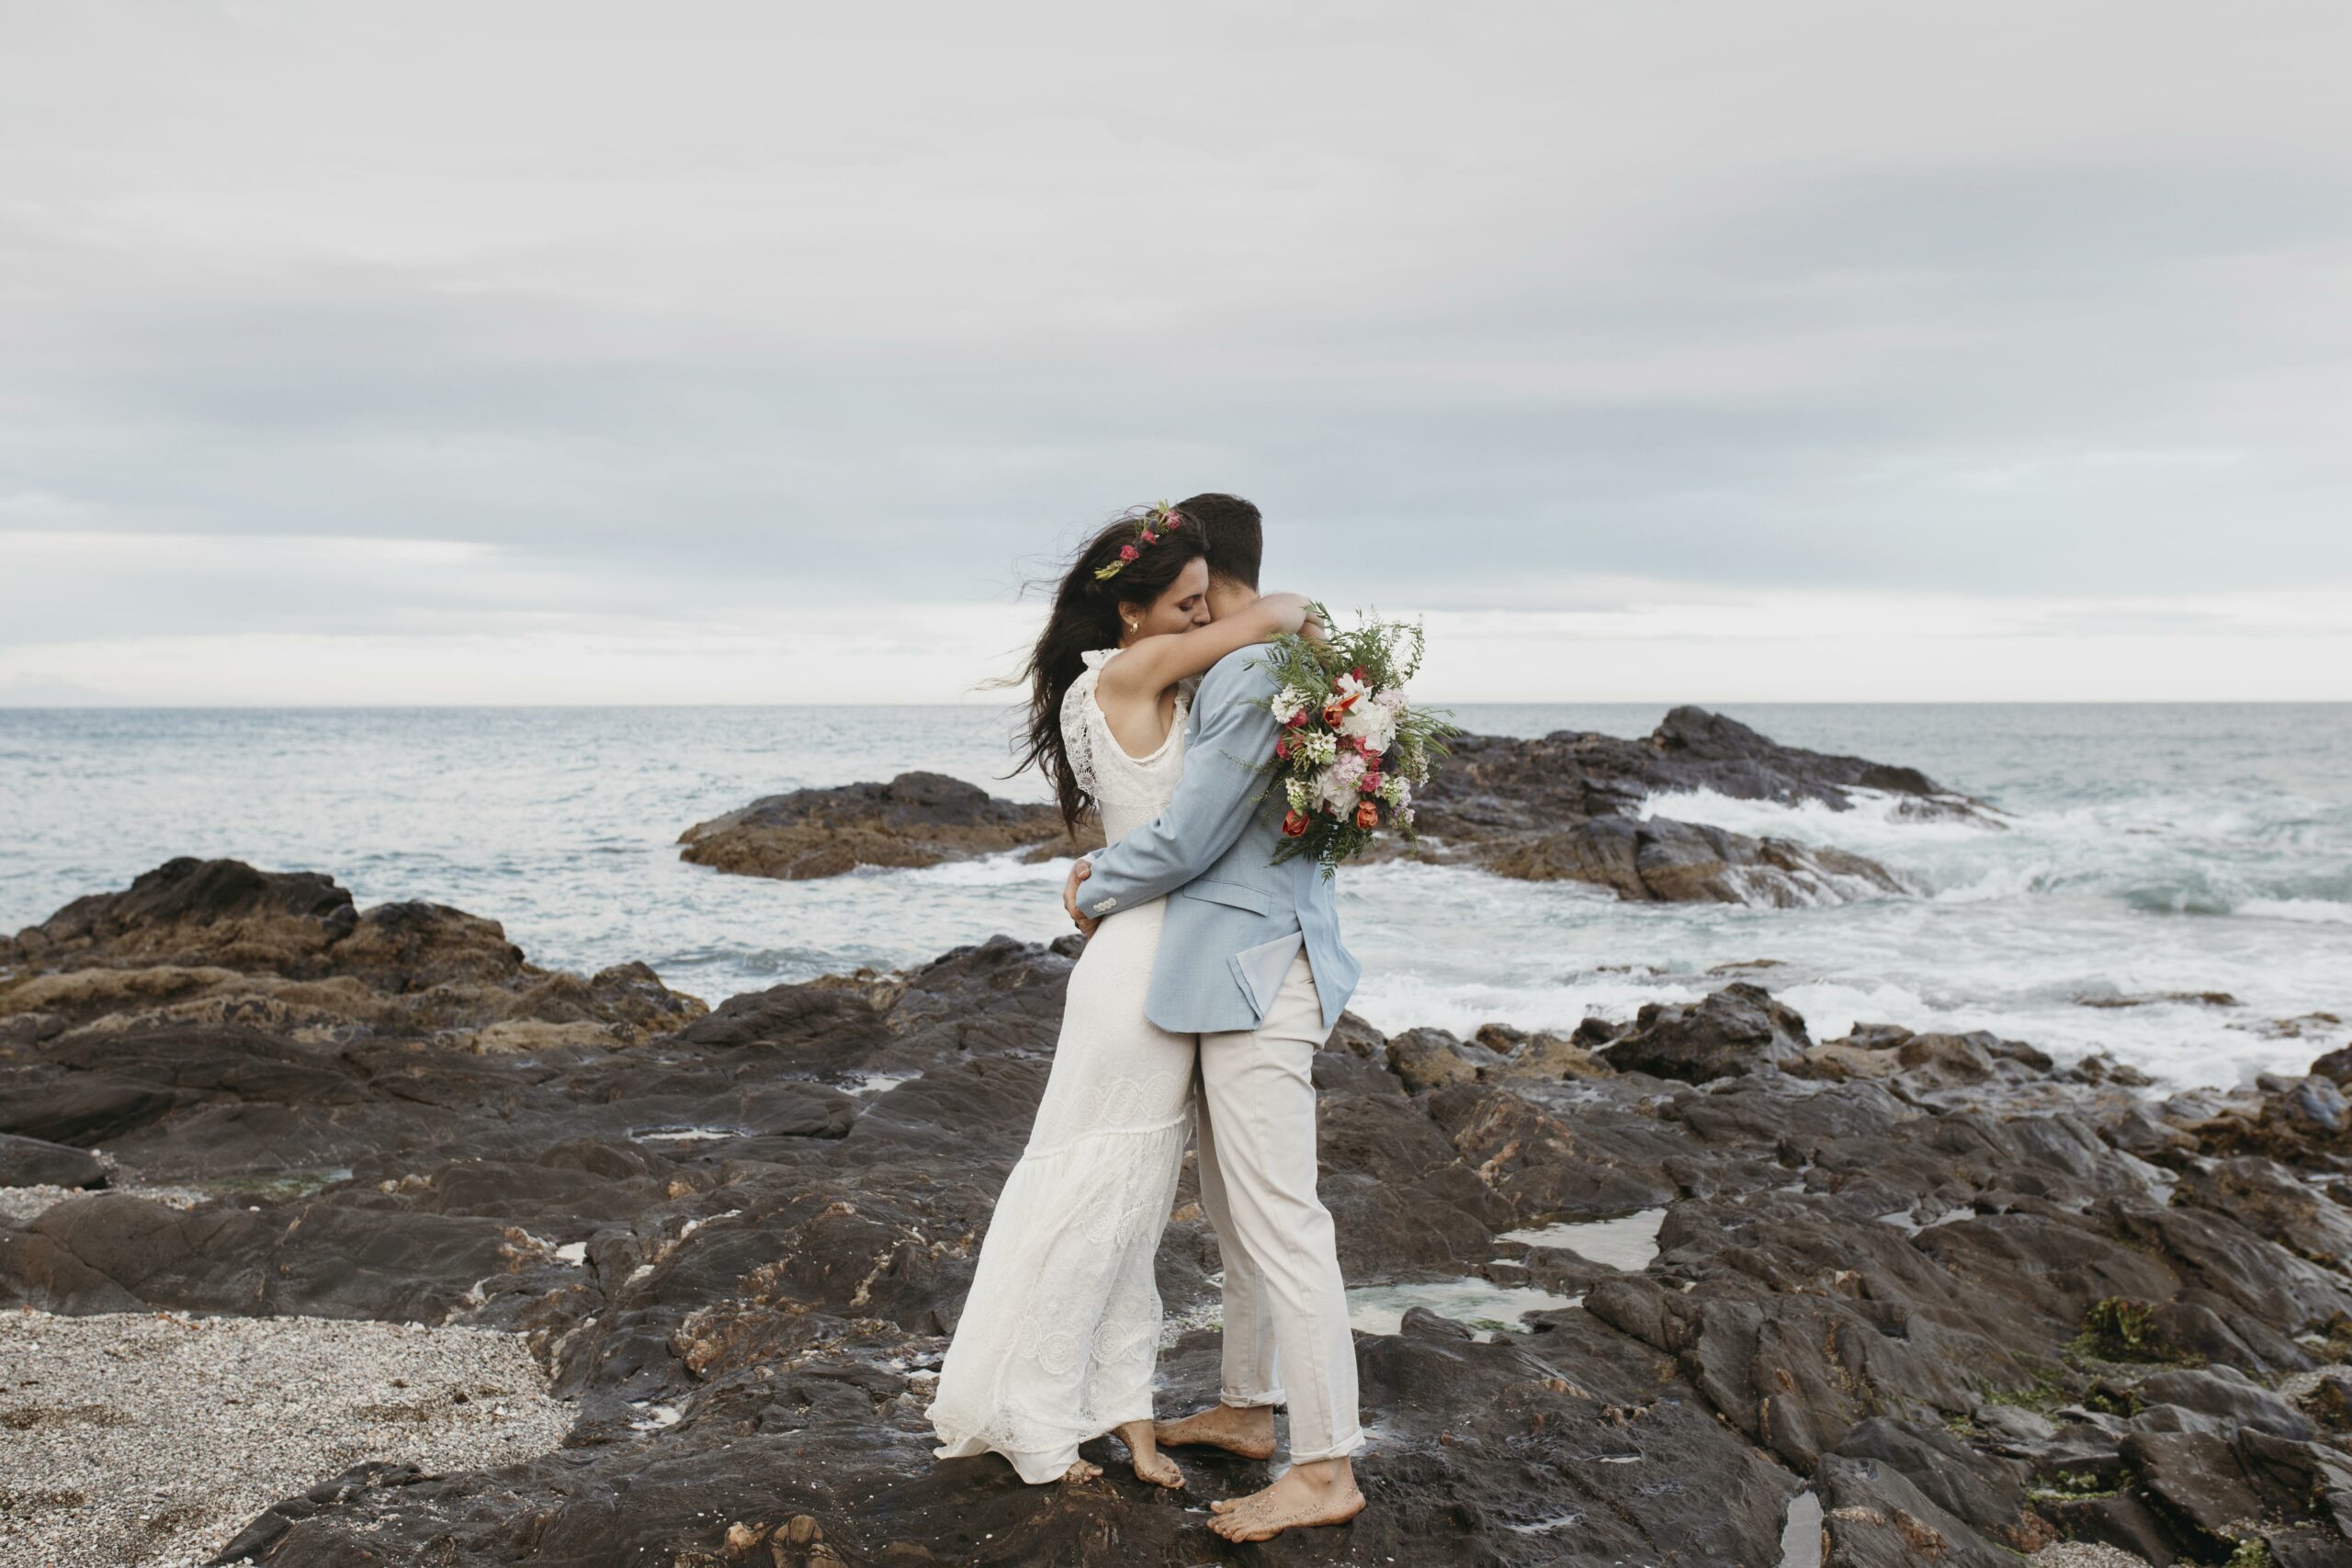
left=677, top=771, right=1101, bottom=880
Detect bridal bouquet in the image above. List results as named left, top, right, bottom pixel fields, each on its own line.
left=1255, top=606, right=1459, bottom=874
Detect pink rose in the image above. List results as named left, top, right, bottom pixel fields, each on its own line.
left=1119, top=545, right=1139, bottom=562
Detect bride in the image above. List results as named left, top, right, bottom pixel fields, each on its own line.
left=928, top=504, right=1316, bottom=1487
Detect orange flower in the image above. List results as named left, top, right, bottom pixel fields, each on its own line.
left=1322, top=693, right=1359, bottom=729
left=1354, top=800, right=1379, bottom=830
left=1283, top=809, right=1311, bottom=838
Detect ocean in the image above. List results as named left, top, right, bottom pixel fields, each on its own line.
left=4, top=704, right=2346, bottom=1093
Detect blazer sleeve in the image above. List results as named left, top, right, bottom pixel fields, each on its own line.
left=1077, top=653, right=1283, bottom=917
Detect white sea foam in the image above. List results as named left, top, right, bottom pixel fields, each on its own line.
left=1346, top=1280, right=1581, bottom=1340
left=2239, top=897, right=2352, bottom=926
left=1772, top=980, right=1933, bottom=1043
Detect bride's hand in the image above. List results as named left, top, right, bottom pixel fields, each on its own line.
left=1259, top=592, right=1313, bottom=636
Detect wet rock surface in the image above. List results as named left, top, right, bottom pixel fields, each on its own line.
left=4, top=863, right=2351, bottom=1565
left=1397, top=705, right=1997, bottom=904
left=677, top=771, right=1102, bottom=881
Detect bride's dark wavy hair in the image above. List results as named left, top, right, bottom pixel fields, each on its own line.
left=1011, top=509, right=1211, bottom=833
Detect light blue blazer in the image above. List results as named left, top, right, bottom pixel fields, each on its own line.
left=1079, top=646, right=1360, bottom=1037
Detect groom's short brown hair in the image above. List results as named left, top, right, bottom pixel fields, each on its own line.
left=1177, top=492, right=1262, bottom=588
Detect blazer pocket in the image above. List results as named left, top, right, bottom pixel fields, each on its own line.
left=1177, top=878, right=1275, bottom=916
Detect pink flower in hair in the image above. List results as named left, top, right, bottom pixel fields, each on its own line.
left=1119, top=545, right=1140, bottom=562
left=1140, top=530, right=1159, bottom=545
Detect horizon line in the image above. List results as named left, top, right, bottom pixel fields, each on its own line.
left=6, top=697, right=2352, bottom=712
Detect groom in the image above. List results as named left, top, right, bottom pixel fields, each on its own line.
left=1061, top=492, right=1368, bottom=1542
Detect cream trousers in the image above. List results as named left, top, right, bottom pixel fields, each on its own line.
left=1193, top=950, right=1364, bottom=1463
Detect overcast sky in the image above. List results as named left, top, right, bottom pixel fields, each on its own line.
left=4, top=1, right=2348, bottom=704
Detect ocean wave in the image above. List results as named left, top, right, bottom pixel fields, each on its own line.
left=1636, top=786, right=1996, bottom=847
left=1346, top=970, right=1704, bottom=1039
left=856, top=852, right=1069, bottom=888
left=1930, top=860, right=2057, bottom=904
left=2237, top=897, right=2352, bottom=926
left=1772, top=980, right=1933, bottom=1043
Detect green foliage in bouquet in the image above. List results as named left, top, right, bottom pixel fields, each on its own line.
left=1249, top=604, right=1460, bottom=876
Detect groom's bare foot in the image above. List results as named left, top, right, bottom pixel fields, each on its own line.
left=1153, top=1402, right=1276, bottom=1461
left=1115, top=1420, right=1185, bottom=1489
left=1207, top=1460, right=1365, bottom=1541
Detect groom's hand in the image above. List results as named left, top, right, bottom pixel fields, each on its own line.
left=1063, top=858, right=1099, bottom=938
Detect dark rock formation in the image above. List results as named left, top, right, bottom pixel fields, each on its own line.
left=677, top=771, right=1102, bottom=881
left=5, top=864, right=2351, bottom=1566
left=673, top=709, right=1975, bottom=904
left=0, top=1131, right=107, bottom=1188
left=1394, top=705, right=1997, bottom=905
left=1424, top=704, right=1984, bottom=829
left=0, top=857, right=707, bottom=1053
left=1598, top=981, right=1813, bottom=1083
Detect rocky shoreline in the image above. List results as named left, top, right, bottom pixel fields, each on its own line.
left=4, top=853, right=2352, bottom=1565
left=674, top=707, right=1993, bottom=907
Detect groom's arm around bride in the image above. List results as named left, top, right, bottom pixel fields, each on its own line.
left=1065, top=645, right=1362, bottom=1037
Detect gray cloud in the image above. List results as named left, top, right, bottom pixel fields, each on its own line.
left=2, top=1, right=2347, bottom=688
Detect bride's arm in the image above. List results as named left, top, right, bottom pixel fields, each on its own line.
left=1097, top=592, right=1311, bottom=704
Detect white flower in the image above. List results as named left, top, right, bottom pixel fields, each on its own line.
left=1334, top=671, right=1372, bottom=703
left=1374, top=687, right=1407, bottom=712
left=1298, top=730, right=1339, bottom=767
left=1313, top=765, right=1357, bottom=817
left=1337, top=700, right=1397, bottom=754
left=1268, top=685, right=1309, bottom=723
left=1285, top=776, right=1313, bottom=812
left=1378, top=775, right=1412, bottom=808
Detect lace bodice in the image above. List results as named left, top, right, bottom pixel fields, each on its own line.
left=1060, top=649, right=1189, bottom=843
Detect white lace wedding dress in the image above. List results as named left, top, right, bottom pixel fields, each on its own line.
left=929, top=649, right=1198, bottom=1483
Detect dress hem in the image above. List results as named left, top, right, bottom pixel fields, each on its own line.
left=932, top=1400, right=1158, bottom=1486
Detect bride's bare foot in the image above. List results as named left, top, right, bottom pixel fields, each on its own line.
left=1061, top=1459, right=1103, bottom=1483
left=1116, top=1420, right=1185, bottom=1489
left=1207, top=1459, right=1366, bottom=1541
left=1152, top=1402, right=1276, bottom=1461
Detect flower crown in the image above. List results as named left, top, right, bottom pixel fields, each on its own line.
left=1093, top=502, right=1186, bottom=581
